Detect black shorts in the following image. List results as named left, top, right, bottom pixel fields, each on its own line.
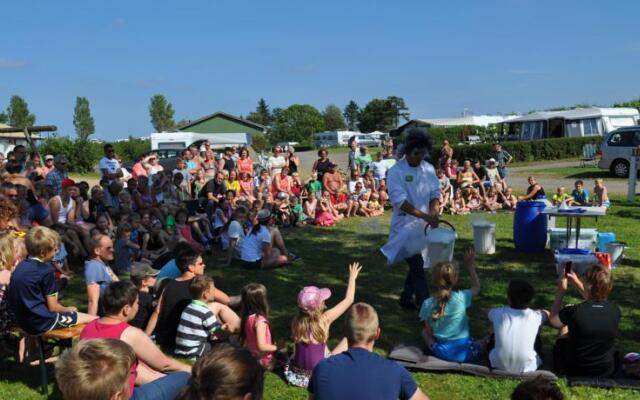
left=242, top=259, right=262, bottom=270
left=49, top=312, right=78, bottom=331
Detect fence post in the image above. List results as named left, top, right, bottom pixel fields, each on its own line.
left=628, top=147, right=639, bottom=202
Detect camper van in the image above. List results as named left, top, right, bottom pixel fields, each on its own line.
left=150, top=132, right=251, bottom=150
left=313, top=131, right=358, bottom=147
left=502, top=107, right=639, bottom=141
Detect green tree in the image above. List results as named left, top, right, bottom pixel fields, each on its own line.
left=387, top=96, right=410, bottom=126
left=0, top=111, right=7, bottom=124
left=246, top=98, right=272, bottom=126
left=343, top=100, right=360, bottom=131
left=6, top=95, right=36, bottom=128
left=357, top=98, right=396, bottom=133
left=73, top=96, right=95, bottom=141
left=322, top=104, right=346, bottom=131
left=271, top=104, right=325, bottom=144
left=149, top=94, right=175, bottom=132
left=614, top=97, right=640, bottom=111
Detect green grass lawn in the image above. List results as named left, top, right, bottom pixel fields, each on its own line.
left=520, top=165, right=622, bottom=181
left=2, top=197, right=640, bottom=399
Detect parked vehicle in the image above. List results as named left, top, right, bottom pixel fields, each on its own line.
left=313, top=131, right=357, bottom=147
left=122, top=148, right=183, bottom=172
left=598, top=126, right=640, bottom=177
left=349, top=133, right=381, bottom=147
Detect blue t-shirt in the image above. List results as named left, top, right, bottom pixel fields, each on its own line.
left=52, top=243, right=68, bottom=265
left=571, top=189, right=589, bottom=204
left=419, top=289, right=472, bottom=341
left=114, top=238, right=135, bottom=273
left=8, top=258, right=59, bottom=335
left=309, top=347, right=418, bottom=400
left=240, top=225, right=271, bottom=262
left=84, top=259, right=113, bottom=299
left=156, top=259, right=181, bottom=281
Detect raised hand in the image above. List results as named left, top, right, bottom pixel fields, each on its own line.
left=349, top=262, right=363, bottom=281
left=463, top=246, right=476, bottom=268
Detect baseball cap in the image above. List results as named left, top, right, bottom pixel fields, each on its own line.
left=61, top=178, right=76, bottom=189
left=45, top=154, right=54, bottom=161
left=257, top=208, right=272, bottom=222
left=488, top=158, right=497, bottom=163
left=130, top=262, right=160, bottom=279
left=297, top=286, right=332, bottom=312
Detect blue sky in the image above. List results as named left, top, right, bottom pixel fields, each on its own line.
left=1, top=0, right=639, bottom=140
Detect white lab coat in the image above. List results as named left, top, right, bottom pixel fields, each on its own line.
left=381, top=158, right=440, bottom=264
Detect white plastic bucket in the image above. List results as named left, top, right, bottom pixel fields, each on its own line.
left=425, top=221, right=457, bottom=269
left=472, top=220, right=496, bottom=255
left=606, top=242, right=625, bottom=265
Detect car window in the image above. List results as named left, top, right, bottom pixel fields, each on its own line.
left=608, top=131, right=634, bottom=146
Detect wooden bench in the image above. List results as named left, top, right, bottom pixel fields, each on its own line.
left=13, top=324, right=85, bottom=397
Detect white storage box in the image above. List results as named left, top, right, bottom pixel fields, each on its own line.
left=472, top=220, right=496, bottom=255
left=548, top=228, right=598, bottom=252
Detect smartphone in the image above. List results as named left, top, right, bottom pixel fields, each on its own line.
left=564, top=261, right=573, bottom=276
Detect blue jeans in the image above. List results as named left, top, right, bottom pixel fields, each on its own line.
left=401, top=253, right=429, bottom=306
left=131, top=372, right=190, bottom=400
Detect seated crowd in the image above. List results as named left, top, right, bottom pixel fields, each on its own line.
left=0, top=142, right=629, bottom=400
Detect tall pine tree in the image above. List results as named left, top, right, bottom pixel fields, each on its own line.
left=149, top=94, right=175, bottom=132
left=323, top=104, right=346, bottom=130
left=6, top=95, right=36, bottom=128
left=247, top=98, right=272, bottom=126
left=73, top=96, right=95, bottom=141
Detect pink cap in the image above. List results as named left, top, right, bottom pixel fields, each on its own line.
left=297, top=286, right=331, bottom=312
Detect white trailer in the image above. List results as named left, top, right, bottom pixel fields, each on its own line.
left=313, top=130, right=359, bottom=147
left=150, top=132, right=251, bottom=150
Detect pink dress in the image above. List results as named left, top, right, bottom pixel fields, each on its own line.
left=315, top=206, right=336, bottom=227
left=244, top=314, right=273, bottom=367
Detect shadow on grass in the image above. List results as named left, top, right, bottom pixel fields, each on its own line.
left=566, top=170, right=613, bottom=179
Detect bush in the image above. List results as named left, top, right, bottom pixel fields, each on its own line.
left=112, top=137, right=151, bottom=161
left=250, top=134, right=269, bottom=152
left=431, top=136, right=600, bottom=164
left=38, top=136, right=102, bottom=173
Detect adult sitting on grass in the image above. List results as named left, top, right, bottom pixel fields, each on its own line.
left=80, top=281, right=191, bottom=400
left=239, top=208, right=289, bottom=269
left=85, top=233, right=119, bottom=316
left=518, top=176, right=546, bottom=201
left=309, top=302, right=429, bottom=400
left=549, top=265, right=621, bottom=378
left=147, top=248, right=238, bottom=351
left=55, top=338, right=137, bottom=400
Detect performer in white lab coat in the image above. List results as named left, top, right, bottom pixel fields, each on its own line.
left=385, top=128, right=441, bottom=310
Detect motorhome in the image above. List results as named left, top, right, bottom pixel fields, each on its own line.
left=501, top=107, right=639, bottom=140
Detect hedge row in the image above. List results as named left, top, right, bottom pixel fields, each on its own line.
left=431, top=136, right=601, bottom=164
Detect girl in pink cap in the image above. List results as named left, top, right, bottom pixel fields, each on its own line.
left=285, top=261, right=363, bottom=387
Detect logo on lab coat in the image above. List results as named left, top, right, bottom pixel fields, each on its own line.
left=405, top=175, right=413, bottom=182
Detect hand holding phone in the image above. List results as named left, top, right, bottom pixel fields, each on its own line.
left=564, top=261, right=573, bottom=277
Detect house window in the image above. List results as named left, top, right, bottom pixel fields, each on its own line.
left=565, top=121, right=582, bottom=137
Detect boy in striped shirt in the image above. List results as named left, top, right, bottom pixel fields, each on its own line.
left=175, top=275, right=223, bottom=358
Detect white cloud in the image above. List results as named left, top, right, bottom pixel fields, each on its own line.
left=0, top=58, right=28, bottom=69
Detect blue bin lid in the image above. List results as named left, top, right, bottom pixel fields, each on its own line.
left=558, top=248, right=591, bottom=255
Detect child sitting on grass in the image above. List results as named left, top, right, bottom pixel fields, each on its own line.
left=552, top=186, right=573, bottom=206
left=129, top=262, right=159, bottom=331
left=451, top=189, right=469, bottom=215
left=175, top=275, right=226, bottom=359
left=499, top=187, right=518, bottom=211
left=593, top=178, right=610, bottom=208
left=571, top=180, right=589, bottom=206
left=8, top=227, right=97, bottom=335
left=114, top=222, right=141, bottom=275
left=306, top=172, right=322, bottom=201
left=487, top=279, right=548, bottom=373
left=368, top=192, right=384, bottom=217
left=419, top=247, right=480, bottom=363
left=285, top=262, right=362, bottom=387
left=240, top=283, right=286, bottom=369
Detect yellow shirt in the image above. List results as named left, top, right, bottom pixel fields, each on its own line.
left=225, top=179, right=241, bottom=194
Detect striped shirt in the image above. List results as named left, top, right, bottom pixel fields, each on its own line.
left=175, top=300, right=220, bottom=356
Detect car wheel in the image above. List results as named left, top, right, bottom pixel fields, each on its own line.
left=611, top=159, right=629, bottom=178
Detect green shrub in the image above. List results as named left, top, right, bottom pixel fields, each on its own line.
left=250, top=134, right=269, bottom=152
left=112, top=137, right=151, bottom=161
left=38, top=136, right=102, bottom=173
left=430, top=136, right=600, bottom=164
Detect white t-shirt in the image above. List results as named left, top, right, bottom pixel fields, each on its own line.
left=370, top=160, right=389, bottom=180
left=240, top=225, right=271, bottom=262
left=99, top=157, right=120, bottom=179
left=348, top=178, right=364, bottom=193
left=488, top=307, right=546, bottom=373
left=221, top=220, right=246, bottom=258
left=267, top=156, right=287, bottom=176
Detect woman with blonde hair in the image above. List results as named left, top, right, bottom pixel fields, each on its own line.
left=285, top=262, right=362, bottom=387
left=0, top=232, right=26, bottom=337
left=419, top=247, right=480, bottom=362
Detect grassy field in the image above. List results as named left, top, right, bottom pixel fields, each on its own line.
left=1, top=197, right=640, bottom=399
left=518, top=165, right=622, bottom=181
